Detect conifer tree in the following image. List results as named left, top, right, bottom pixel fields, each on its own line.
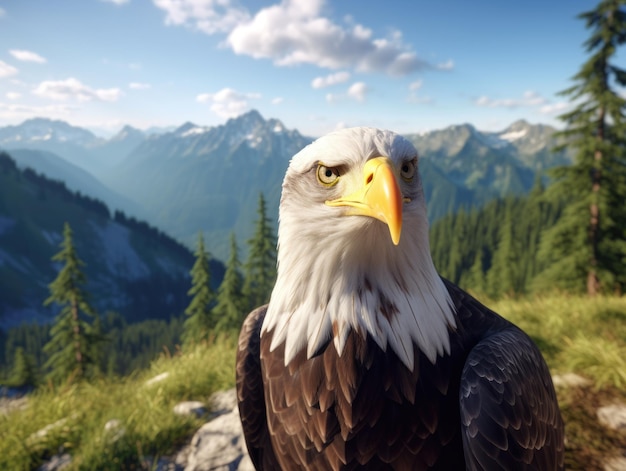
left=543, top=0, right=626, bottom=294
left=43, top=222, right=99, bottom=383
left=182, top=233, right=214, bottom=345
left=8, top=347, right=38, bottom=388
left=243, top=193, right=277, bottom=311
left=486, top=201, right=521, bottom=297
left=213, top=233, right=246, bottom=332
left=461, top=248, right=487, bottom=295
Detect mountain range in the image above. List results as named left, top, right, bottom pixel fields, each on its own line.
left=0, top=112, right=573, bottom=259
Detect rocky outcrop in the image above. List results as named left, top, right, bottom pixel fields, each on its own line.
left=161, top=389, right=253, bottom=471
left=597, top=403, right=626, bottom=471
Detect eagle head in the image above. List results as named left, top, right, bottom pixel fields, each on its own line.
left=262, top=127, right=456, bottom=370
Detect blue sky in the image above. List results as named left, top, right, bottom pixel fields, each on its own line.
left=0, top=0, right=602, bottom=137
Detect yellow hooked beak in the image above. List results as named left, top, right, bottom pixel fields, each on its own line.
left=325, top=156, right=403, bottom=245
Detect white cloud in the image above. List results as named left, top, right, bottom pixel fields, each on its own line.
left=311, top=71, right=350, bottom=89
left=103, top=0, right=130, bottom=4
left=435, top=60, right=454, bottom=71
left=0, top=60, right=18, bottom=78
left=409, top=80, right=423, bottom=91
left=129, top=82, right=151, bottom=90
left=33, top=78, right=122, bottom=102
left=153, top=0, right=250, bottom=34
left=0, top=7, right=5, bottom=17
left=474, top=90, right=547, bottom=108
left=407, top=80, right=433, bottom=104
left=6, top=92, right=21, bottom=100
left=152, top=0, right=450, bottom=77
left=271, top=97, right=284, bottom=105
left=522, top=90, right=546, bottom=106
left=0, top=102, right=76, bottom=121
left=9, top=49, right=47, bottom=64
left=196, top=87, right=261, bottom=118
left=326, top=93, right=338, bottom=104
left=347, top=82, right=368, bottom=102
left=540, top=102, right=570, bottom=115
left=325, top=82, right=368, bottom=103
left=226, top=0, right=432, bottom=76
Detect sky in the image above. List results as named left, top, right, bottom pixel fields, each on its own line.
left=0, top=0, right=607, bottom=137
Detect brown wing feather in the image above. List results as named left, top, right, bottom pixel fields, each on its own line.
left=259, top=328, right=466, bottom=471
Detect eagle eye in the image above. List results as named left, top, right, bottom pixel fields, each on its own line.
left=400, top=159, right=417, bottom=182
left=317, top=164, right=340, bottom=186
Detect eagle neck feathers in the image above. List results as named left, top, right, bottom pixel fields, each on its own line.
left=262, top=212, right=457, bottom=371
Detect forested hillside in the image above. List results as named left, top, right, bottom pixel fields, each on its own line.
left=0, top=186, right=275, bottom=382
left=0, top=151, right=224, bottom=329
left=430, top=177, right=567, bottom=297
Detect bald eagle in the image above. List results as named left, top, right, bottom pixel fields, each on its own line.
left=236, top=127, right=564, bottom=470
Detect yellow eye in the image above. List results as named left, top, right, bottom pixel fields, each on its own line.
left=317, top=164, right=340, bottom=186
left=400, top=159, right=416, bottom=182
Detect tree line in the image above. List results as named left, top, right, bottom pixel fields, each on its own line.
left=0, top=194, right=276, bottom=388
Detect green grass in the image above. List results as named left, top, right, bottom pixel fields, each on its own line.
left=0, top=336, right=236, bottom=470
left=489, top=294, right=626, bottom=387
left=2, top=295, right=626, bottom=470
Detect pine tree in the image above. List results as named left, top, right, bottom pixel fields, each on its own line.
left=182, top=233, right=214, bottom=345
left=461, top=247, right=487, bottom=295
left=8, top=347, right=38, bottom=388
left=43, top=222, right=99, bottom=383
left=486, top=200, right=522, bottom=297
left=544, top=0, right=626, bottom=294
left=243, top=193, right=277, bottom=311
left=212, top=233, right=246, bottom=332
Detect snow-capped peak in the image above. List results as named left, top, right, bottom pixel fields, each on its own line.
left=181, top=126, right=208, bottom=138
left=499, top=128, right=528, bottom=142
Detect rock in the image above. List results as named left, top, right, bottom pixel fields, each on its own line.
left=145, top=372, right=170, bottom=387
left=149, top=456, right=186, bottom=471
left=184, top=407, right=254, bottom=471
left=208, top=389, right=238, bottom=418
left=157, top=389, right=252, bottom=471
left=598, top=404, right=626, bottom=431
left=174, top=401, right=208, bottom=418
left=552, top=373, right=592, bottom=388
left=37, top=452, right=71, bottom=471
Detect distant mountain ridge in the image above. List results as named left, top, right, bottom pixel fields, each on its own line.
left=406, top=120, right=572, bottom=219
left=0, top=119, right=148, bottom=176
left=6, top=148, right=149, bottom=221
left=0, top=113, right=572, bottom=259
left=102, top=110, right=314, bottom=256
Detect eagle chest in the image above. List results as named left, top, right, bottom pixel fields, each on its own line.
left=260, top=330, right=465, bottom=470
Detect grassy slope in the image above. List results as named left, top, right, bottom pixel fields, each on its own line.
left=1, top=295, right=625, bottom=470
left=0, top=337, right=237, bottom=470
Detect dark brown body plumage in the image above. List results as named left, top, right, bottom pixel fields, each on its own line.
left=236, top=280, right=565, bottom=470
